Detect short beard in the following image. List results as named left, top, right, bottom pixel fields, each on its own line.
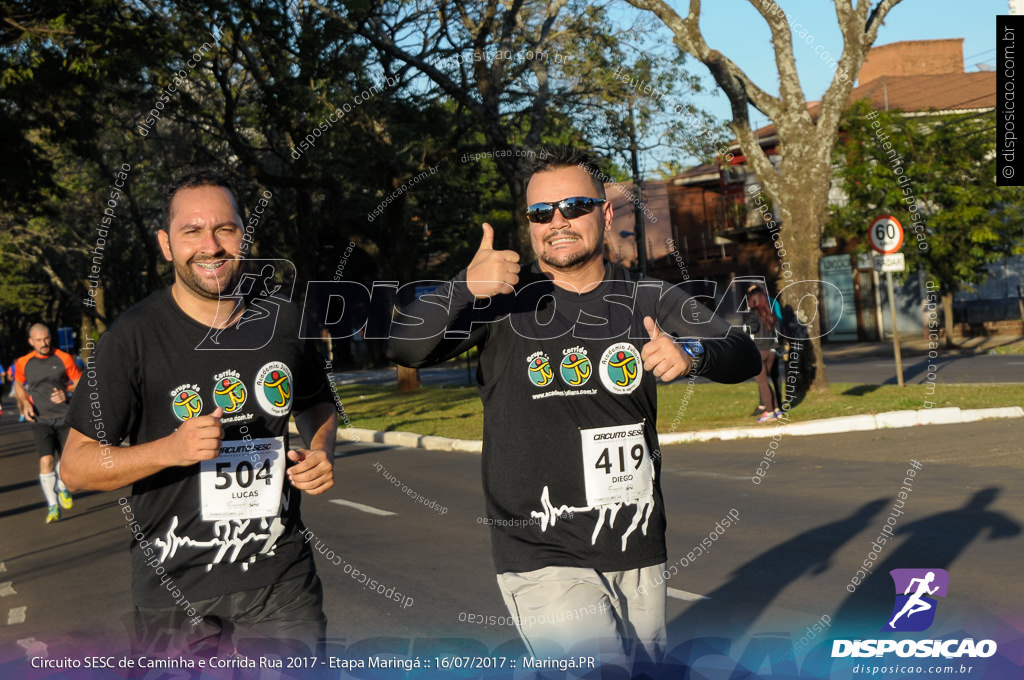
left=539, top=223, right=605, bottom=271
left=540, top=246, right=599, bottom=270
left=169, top=245, right=240, bottom=300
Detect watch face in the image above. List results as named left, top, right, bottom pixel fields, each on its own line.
left=683, top=341, right=704, bottom=358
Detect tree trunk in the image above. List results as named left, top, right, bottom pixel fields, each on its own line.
left=397, top=365, right=421, bottom=392
left=769, top=150, right=833, bottom=394
left=80, top=285, right=107, bottom=361
left=941, top=290, right=956, bottom=349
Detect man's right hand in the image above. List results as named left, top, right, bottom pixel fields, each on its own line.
left=168, top=406, right=224, bottom=465
left=466, top=223, right=520, bottom=298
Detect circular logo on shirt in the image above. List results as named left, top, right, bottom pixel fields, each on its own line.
left=526, top=352, right=553, bottom=387
left=599, top=343, right=642, bottom=395
left=559, top=348, right=592, bottom=387
left=213, top=370, right=248, bottom=414
left=254, top=362, right=293, bottom=416
left=170, top=385, right=203, bottom=421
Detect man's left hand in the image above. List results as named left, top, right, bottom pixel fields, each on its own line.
left=286, top=448, right=334, bottom=495
left=50, top=387, right=67, bottom=404
left=640, top=316, right=692, bottom=382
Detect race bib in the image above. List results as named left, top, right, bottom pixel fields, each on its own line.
left=580, top=423, right=654, bottom=506
left=200, top=437, right=285, bottom=521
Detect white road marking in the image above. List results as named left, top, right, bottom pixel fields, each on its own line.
left=17, top=637, right=48, bottom=658
left=329, top=499, right=397, bottom=516
left=0, top=582, right=16, bottom=597
left=7, top=606, right=27, bottom=624
left=667, top=587, right=710, bottom=601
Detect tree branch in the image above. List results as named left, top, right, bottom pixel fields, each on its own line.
left=623, top=0, right=782, bottom=121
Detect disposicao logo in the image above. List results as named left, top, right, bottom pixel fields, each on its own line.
left=832, top=568, right=997, bottom=659
left=883, top=568, right=948, bottom=632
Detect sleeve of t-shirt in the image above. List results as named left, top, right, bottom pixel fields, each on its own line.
left=652, top=279, right=762, bottom=384
left=291, top=339, right=334, bottom=413
left=13, top=355, right=29, bottom=384
left=385, top=269, right=491, bottom=368
left=59, top=350, right=82, bottom=383
left=66, top=330, right=140, bottom=444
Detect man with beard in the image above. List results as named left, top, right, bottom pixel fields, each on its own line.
left=62, top=170, right=337, bottom=662
left=387, top=148, right=760, bottom=670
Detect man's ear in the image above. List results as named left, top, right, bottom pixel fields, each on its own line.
left=157, top=229, right=173, bottom=262
left=602, top=199, right=614, bottom=231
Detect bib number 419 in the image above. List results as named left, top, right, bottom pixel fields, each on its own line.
left=580, top=423, right=654, bottom=506
left=594, top=444, right=645, bottom=479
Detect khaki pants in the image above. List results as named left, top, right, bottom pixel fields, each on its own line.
left=496, top=563, right=666, bottom=669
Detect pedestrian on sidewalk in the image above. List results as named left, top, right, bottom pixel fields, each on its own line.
left=743, top=286, right=783, bottom=423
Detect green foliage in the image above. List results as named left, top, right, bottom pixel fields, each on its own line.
left=0, top=0, right=716, bottom=362
left=334, top=381, right=1024, bottom=439
left=830, top=100, right=1023, bottom=293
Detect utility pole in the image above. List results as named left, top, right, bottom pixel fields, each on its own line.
left=628, top=100, right=647, bottom=276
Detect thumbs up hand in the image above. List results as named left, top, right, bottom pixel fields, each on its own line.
left=466, top=223, right=521, bottom=298
left=640, top=316, right=691, bottom=382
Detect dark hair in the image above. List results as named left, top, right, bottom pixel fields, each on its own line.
left=525, top=146, right=607, bottom=198
left=161, top=168, right=240, bottom=231
left=746, top=288, right=776, bottom=332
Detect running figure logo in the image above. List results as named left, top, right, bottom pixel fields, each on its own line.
left=559, top=348, right=592, bottom=387
left=883, top=568, right=949, bottom=632
left=197, top=259, right=295, bottom=351
left=599, top=343, right=642, bottom=394
left=527, top=351, right=553, bottom=387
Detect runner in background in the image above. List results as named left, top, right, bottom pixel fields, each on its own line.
left=13, top=323, right=80, bottom=522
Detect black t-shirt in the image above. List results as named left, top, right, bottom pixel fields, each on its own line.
left=67, top=288, right=333, bottom=607
left=387, top=262, right=760, bottom=574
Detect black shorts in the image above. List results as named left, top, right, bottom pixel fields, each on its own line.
left=31, top=419, right=69, bottom=457
left=130, top=570, right=327, bottom=665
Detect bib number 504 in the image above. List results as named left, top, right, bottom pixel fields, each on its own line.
left=214, top=459, right=273, bottom=489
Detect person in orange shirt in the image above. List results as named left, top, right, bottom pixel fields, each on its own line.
left=14, top=323, right=81, bottom=523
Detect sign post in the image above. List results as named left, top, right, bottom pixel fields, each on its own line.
left=869, top=215, right=906, bottom=387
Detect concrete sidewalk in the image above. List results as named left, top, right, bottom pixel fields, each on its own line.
left=310, top=405, right=1024, bottom=454
left=821, top=334, right=1023, bottom=359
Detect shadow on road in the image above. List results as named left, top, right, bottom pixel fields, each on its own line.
left=0, top=490, right=105, bottom=519
left=4, top=525, right=122, bottom=564
left=831, top=487, right=1021, bottom=634
left=0, top=480, right=37, bottom=495
left=668, top=499, right=888, bottom=641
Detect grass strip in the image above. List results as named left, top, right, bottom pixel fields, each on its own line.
left=334, top=381, right=1024, bottom=441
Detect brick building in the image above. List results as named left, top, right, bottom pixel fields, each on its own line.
left=606, top=38, right=1004, bottom=340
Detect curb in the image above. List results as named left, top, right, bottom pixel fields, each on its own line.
left=657, top=406, right=1023, bottom=444
left=294, top=406, right=1024, bottom=453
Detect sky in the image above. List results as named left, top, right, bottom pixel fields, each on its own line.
left=621, top=0, right=1002, bottom=165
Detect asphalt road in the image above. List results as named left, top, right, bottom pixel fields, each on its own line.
left=332, top=352, right=1024, bottom=389
left=1, top=399, right=1021, bottom=677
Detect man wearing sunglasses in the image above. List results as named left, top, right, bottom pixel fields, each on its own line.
left=387, top=147, right=760, bottom=670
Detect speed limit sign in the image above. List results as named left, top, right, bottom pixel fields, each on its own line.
left=869, top=215, right=904, bottom=254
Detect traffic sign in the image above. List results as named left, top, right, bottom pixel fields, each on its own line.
left=869, top=215, right=904, bottom=254
left=873, top=253, right=906, bottom=273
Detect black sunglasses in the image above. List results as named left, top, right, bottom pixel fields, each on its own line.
left=526, top=196, right=607, bottom=224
